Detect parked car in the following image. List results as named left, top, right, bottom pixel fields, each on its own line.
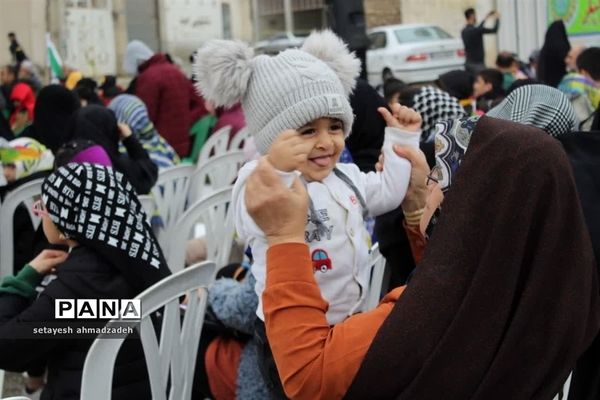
left=366, top=24, right=465, bottom=87
left=254, top=32, right=307, bottom=55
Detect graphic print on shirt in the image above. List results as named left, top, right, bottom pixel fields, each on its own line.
left=305, top=208, right=334, bottom=243
left=312, top=249, right=332, bottom=273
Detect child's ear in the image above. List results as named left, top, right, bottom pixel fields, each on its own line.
left=301, top=30, right=361, bottom=96
left=193, top=40, right=254, bottom=108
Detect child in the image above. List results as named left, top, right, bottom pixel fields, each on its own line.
left=0, top=163, right=170, bottom=399
left=473, top=68, right=505, bottom=113
left=194, top=30, right=420, bottom=323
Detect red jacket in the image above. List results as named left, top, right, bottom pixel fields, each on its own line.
left=9, top=82, right=35, bottom=126
left=135, top=54, right=207, bottom=156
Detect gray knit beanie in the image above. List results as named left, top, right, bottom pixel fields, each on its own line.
left=193, top=30, right=361, bottom=154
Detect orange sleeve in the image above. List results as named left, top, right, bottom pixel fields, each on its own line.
left=403, top=220, right=427, bottom=264
left=263, top=243, right=405, bottom=400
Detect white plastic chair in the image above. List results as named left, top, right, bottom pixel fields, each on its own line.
left=228, top=127, right=251, bottom=150
left=0, top=179, right=44, bottom=278
left=80, top=261, right=216, bottom=400
left=137, top=194, right=155, bottom=223
left=188, top=150, right=246, bottom=204
left=196, top=125, right=231, bottom=166
left=365, top=242, right=388, bottom=311
left=151, top=165, right=195, bottom=257
left=167, top=187, right=234, bottom=273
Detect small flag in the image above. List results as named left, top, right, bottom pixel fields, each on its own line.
left=46, top=33, right=64, bottom=83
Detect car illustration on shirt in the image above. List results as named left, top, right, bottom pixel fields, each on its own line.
left=311, top=249, right=332, bottom=273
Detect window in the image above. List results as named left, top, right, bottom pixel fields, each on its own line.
left=394, top=26, right=453, bottom=44
left=368, top=32, right=387, bottom=50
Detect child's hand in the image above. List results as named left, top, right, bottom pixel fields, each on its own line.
left=378, top=104, right=422, bottom=132
left=267, top=129, right=313, bottom=172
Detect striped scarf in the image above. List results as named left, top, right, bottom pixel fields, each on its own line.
left=109, top=94, right=180, bottom=169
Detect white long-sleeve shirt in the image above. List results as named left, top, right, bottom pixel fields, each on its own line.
left=232, top=126, right=420, bottom=324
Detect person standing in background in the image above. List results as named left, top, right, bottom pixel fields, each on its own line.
left=461, top=8, right=500, bottom=74
left=8, top=32, right=27, bottom=65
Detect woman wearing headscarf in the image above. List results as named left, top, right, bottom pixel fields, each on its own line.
left=66, top=105, right=158, bottom=194
left=108, top=94, right=179, bottom=169
left=537, top=20, right=571, bottom=87
left=487, top=84, right=578, bottom=136
left=400, top=85, right=467, bottom=143
left=0, top=163, right=171, bottom=399
left=0, top=137, right=54, bottom=275
left=9, top=82, right=35, bottom=134
left=20, top=85, right=80, bottom=153
left=243, top=115, right=600, bottom=399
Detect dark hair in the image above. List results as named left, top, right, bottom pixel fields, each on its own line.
left=8, top=32, right=15, bottom=38
left=477, top=68, right=504, bottom=90
left=73, top=78, right=103, bottom=106
left=465, top=8, right=475, bottom=19
left=398, top=85, right=423, bottom=108
left=496, top=52, right=516, bottom=68
left=54, top=139, right=97, bottom=169
left=383, top=78, right=406, bottom=103
left=506, top=78, right=540, bottom=95
left=576, top=47, right=600, bottom=81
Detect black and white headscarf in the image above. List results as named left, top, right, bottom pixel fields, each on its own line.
left=487, top=84, right=578, bottom=137
left=412, top=86, right=467, bottom=143
left=41, top=163, right=170, bottom=292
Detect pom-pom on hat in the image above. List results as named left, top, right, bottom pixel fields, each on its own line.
left=193, top=30, right=361, bottom=154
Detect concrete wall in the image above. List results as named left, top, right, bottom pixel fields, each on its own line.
left=364, top=0, right=402, bottom=29
left=0, top=0, right=47, bottom=69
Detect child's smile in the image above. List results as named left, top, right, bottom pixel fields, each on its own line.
left=298, top=118, right=345, bottom=182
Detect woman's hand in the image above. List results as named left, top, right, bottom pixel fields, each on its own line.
left=118, top=123, right=132, bottom=140
left=29, top=250, right=69, bottom=275
left=392, top=145, right=430, bottom=213
left=245, top=156, right=308, bottom=246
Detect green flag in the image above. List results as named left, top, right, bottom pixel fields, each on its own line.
left=46, top=33, right=64, bottom=82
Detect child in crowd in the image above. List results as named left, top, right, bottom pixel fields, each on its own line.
left=495, top=52, right=528, bottom=91
left=194, top=30, right=421, bottom=395
left=473, top=68, right=505, bottom=113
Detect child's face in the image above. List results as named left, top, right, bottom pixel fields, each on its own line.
left=297, top=117, right=345, bottom=182
left=473, top=76, right=492, bottom=98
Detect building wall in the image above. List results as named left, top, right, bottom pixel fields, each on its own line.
left=364, top=0, right=402, bottom=29
left=401, top=0, right=498, bottom=66
left=0, top=0, right=47, bottom=69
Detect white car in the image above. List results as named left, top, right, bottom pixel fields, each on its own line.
left=254, top=32, right=307, bottom=55
left=366, top=24, right=465, bottom=87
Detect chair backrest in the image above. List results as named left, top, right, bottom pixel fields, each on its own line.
left=167, top=187, right=234, bottom=273
left=365, top=242, right=388, bottom=311
left=196, top=125, right=231, bottom=166
left=80, top=261, right=217, bottom=400
left=0, top=179, right=44, bottom=277
left=137, top=194, right=155, bottom=223
left=188, top=150, right=245, bottom=204
left=151, top=165, right=195, bottom=256
left=228, top=127, right=251, bottom=151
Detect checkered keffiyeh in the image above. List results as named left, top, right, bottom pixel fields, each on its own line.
left=412, top=86, right=467, bottom=143
left=487, top=84, right=578, bottom=137
left=42, top=163, right=170, bottom=292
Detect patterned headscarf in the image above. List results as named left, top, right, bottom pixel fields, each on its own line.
left=412, top=86, right=467, bottom=143
left=432, top=116, right=479, bottom=192
left=42, top=163, right=170, bottom=292
left=487, top=84, right=578, bottom=137
left=108, top=94, right=179, bottom=168
left=5, top=137, right=54, bottom=180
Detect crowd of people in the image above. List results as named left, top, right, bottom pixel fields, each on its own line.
left=0, top=11, right=598, bottom=400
